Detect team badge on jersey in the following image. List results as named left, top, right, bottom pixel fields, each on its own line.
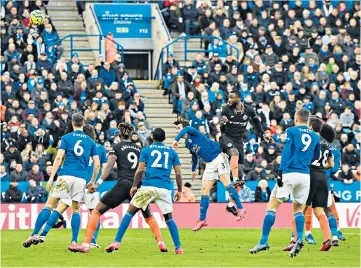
left=243, top=115, right=248, bottom=120
left=227, top=143, right=232, bottom=147
left=188, top=139, right=192, bottom=143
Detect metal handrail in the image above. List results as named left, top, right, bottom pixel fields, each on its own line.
left=47, top=34, right=124, bottom=62
left=154, top=5, right=171, bottom=42
left=154, top=35, right=240, bottom=80
left=89, top=5, right=103, bottom=35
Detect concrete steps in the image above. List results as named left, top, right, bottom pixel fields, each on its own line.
left=136, top=80, right=202, bottom=197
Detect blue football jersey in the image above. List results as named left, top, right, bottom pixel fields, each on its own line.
left=58, top=130, right=98, bottom=179
left=140, top=142, right=181, bottom=190
left=279, top=126, right=320, bottom=174
left=86, top=143, right=107, bottom=183
left=175, top=126, right=221, bottom=163
left=326, top=148, right=341, bottom=190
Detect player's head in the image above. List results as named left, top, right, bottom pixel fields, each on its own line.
left=118, top=122, right=134, bottom=140
left=320, top=123, right=336, bottom=143
left=173, top=116, right=190, bottom=137
left=294, top=108, right=310, bottom=126
left=152, top=128, right=166, bottom=142
left=308, top=115, right=323, bottom=133
left=228, top=90, right=241, bottom=108
left=72, top=113, right=84, bottom=129
left=83, top=123, right=96, bottom=140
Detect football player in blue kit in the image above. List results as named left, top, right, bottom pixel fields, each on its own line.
left=23, top=114, right=100, bottom=248
left=249, top=108, right=321, bottom=258
left=172, top=117, right=246, bottom=232
left=30, top=124, right=107, bottom=248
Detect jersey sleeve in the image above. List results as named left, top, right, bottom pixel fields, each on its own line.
left=246, top=105, right=257, bottom=119
left=100, top=148, right=108, bottom=164
left=172, top=150, right=181, bottom=166
left=59, top=136, right=68, bottom=150
left=139, top=148, right=148, bottom=163
left=221, top=106, right=230, bottom=117
left=279, top=128, right=293, bottom=172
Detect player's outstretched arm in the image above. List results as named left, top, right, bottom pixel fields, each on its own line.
left=90, top=154, right=117, bottom=192
left=130, top=162, right=146, bottom=197
left=191, top=153, right=198, bottom=180
left=47, top=149, right=65, bottom=192
left=174, top=126, right=197, bottom=142
left=173, top=164, right=183, bottom=203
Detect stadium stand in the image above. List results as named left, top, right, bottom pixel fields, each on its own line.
left=0, top=0, right=360, bottom=203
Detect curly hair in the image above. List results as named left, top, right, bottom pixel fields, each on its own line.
left=83, top=123, right=96, bottom=140
left=118, top=122, right=134, bottom=139
left=173, top=116, right=190, bottom=127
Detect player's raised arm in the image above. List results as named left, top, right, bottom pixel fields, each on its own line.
left=191, top=153, right=198, bottom=180
left=47, top=148, right=65, bottom=191
left=174, top=126, right=197, bottom=142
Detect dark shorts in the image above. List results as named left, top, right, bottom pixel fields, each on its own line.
left=100, top=179, right=133, bottom=209
left=306, top=169, right=328, bottom=208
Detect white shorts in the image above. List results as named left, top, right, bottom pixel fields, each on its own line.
left=130, top=186, right=173, bottom=214
left=60, top=191, right=99, bottom=210
left=202, top=153, right=230, bottom=181
left=271, top=173, right=310, bottom=204
left=50, top=176, right=86, bottom=203
left=327, top=190, right=333, bottom=208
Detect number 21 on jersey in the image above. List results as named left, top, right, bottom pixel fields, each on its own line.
left=151, top=150, right=169, bottom=169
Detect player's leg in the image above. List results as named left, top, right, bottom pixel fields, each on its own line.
left=141, top=206, right=167, bottom=251
left=249, top=196, right=282, bottom=254
left=88, top=209, right=100, bottom=248
left=219, top=173, right=245, bottom=220
left=289, top=173, right=310, bottom=258
left=70, top=200, right=81, bottom=245
left=192, top=178, right=214, bottom=231
left=37, top=201, right=69, bottom=242
left=155, top=187, right=183, bottom=254
left=325, top=193, right=339, bottom=246
left=330, top=194, right=345, bottom=240
left=23, top=196, right=59, bottom=248
left=304, top=206, right=316, bottom=244
left=84, top=191, right=101, bottom=247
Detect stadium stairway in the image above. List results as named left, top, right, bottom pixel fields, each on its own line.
left=170, top=32, right=204, bottom=66
left=136, top=80, right=202, bottom=200
left=47, top=0, right=95, bottom=65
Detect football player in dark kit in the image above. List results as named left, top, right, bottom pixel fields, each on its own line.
left=221, top=90, right=274, bottom=213
left=68, top=123, right=167, bottom=254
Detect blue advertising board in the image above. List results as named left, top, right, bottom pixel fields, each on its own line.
left=93, top=4, right=152, bottom=38
left=217, top=180, right=361, bottom=203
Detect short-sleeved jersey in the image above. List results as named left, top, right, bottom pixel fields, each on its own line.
left=219, top=134, right=238, bottom=159
left=311, top=137, right=333, bottom=173
left=111, top=141, right=141, bottom=181
left=140, top=142, right=180, bottom=190
left=221, top=104, right=257, bottom=140
left=86, top=143, right=107, bottom=183
left=279, top=126, right=320, bottom=175
left=175, top=126, right=221, bottom=163
left=58, top=130, right=98, bottom=179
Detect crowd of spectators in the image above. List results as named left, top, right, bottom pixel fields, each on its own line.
left=160, top=0, right=360, bottom=188
left=0, top=0, right=151, bottom=202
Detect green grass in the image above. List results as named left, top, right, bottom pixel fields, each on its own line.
left=1, top=229, right=360, bottom=267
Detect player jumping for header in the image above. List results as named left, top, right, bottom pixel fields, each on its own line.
left=68, top=123, right=166, bottom=254
left=249, top=108, right=321, bottom=258
left=23, top=114, right=100, bottom=248
left=172, top=117, right=246, bottom=232
left=103, top=128, right=184, bottom=254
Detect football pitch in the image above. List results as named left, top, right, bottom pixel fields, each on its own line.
left=1, top=229, right=360, bottom=267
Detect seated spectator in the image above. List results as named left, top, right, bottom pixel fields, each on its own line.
left=264, top=165, right=277, bottom=180
left=179, top=182, right=196, bottom=202
left=4, top=180, right=23, bottom=203
left=337, top=163, right=355, bottom=184
left=10, top=163, right=28, bottom=182
left=4, top=143, right=22, bottom=164
left=171, top=74, right=194, bottom=114
left=254, top=179, right=271, bottom=202
left=26, top=179, right=48, bottom=203
left=264, top=144, right=278, bottom=164
left=0, top=165, right=10, bottom=181
left=105, top=120, right=119, bottom=143
left=190, top=110, right=209, bottom=133
left=23, top=153, right=45, bottom=172
left=243, top=153, right=255, bottom=175
left=181, top=0, right=199, bottom=36
left=99, top=62, right=115, bottom=89
left=131, top=132, right=143, bottom=148
left=246, top=164, right=264, bottom=181
left=340, top=106, right=354, bottom=129
left=41, top=24, right=63, bottom=56
left=342, top=144, right=358, bottom=169
left=238, top=183, right=252, bottom=202
left=136, top=122, right=151, bottom=147
left=27, top=164, right=44, bottom=184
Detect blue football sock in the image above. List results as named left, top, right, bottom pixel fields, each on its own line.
left=226, top=184, right=243, bottom=209
left=294, top=212, right=305, bottom=241
left=260, top=210, right=276, bottom=244
left=199, top=195, right=210, bottom=221
left=32, top=207, right=52, bottom=236
left=91, top=221, right=101, bottom=244
left=328, top=215, right=338, bottom=237
left=71, top=212, right=81, bottom=243
left=40, top=210, right=61, bottom=237
left=115, top=212, right=134, bottom=243
left=166, top=218, right=181, bottom=250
